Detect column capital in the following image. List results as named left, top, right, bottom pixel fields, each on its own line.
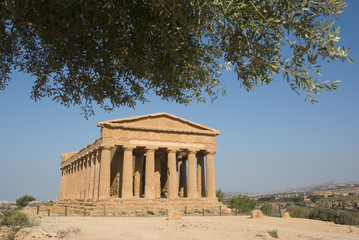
left=145, top=146, right=157, bottom=152
left=187, top=148, right=199, bottom=154
left=205, top=150, right=217, bottom=155
left=196, top=151, right=206, bottom=158
left=166, top=148, right=177, bottom=154
left=134, top=149, right=145, bottom=156
left=100, top=145, right=113, bottom=151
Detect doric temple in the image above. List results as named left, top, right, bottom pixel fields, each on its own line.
left=58, top=113, right=222, bottom=214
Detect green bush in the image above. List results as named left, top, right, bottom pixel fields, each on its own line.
left=267, top=229, right=278, bottom=238
left=309, top=207, right=336, bottom=222
left=229, top=195, right=257, bottom=213
left=335, top=211, right=358, bottom=225
left=216, top=189, right=226, bottom=204
left=16, top=195, right=36, bottom=208
left=308, top=194, right=325, bottom=203
left=309, top=207, right=358, bottom=225
left=260, top=203, right=273, bottom=215
left=258, top=196, right=276, bottom=202
left=287, top=206, right=310, bottom=219
left=0, top=208, right=29, bottom=227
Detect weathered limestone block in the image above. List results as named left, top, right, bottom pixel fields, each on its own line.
left=251, top=210, right=264, bottom=218
left=167, top=210, right=181, bottom=220
left=282, top=212, right=291, bottom=218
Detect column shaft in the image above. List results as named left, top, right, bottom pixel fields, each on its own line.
left=88, top=155, right=95, bottom=200
left=79, top=162, right=82, bottom=199
left=59, top=169, right=64, bottom=200
left=70, top=164, right=74, bottom=199
left=99, top=146, right=112, bottom=200
left=187, top=151, right=197, bottom=198
left=145, top=148, right=155, bottom=199
left=167, top=149, right=177, bottom=199
left=134, top=152, right=143, bottom=198
left=197, top=154, right=205, bottom=198
left=122, top=147, right=133, bottom=199
left=206, top=152, right=216, bottom=198
left=155, top=155, right=161, bottom=198
left=63, top=167, right=67, bottom=199
left=83, top=158, right=88, bottom=200
left=179, top=159, right=187, bottom=197
left=93, top=152, right=101, bottom=201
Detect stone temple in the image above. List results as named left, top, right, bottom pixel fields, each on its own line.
left=56, top=113, right=225, bottom=215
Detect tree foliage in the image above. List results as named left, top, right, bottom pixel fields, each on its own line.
left=308, top=194, right=325, bottom=203
left=15, top=195, right=35, bottom=208
left=216, top=188, right=226, bottom=204
left=260, top=203, right=273, bottom=215
left=309, top=207, right=358, bottom=225
left=0, top=0, right=352, bottom=117
left=287, top=205, right=310, bottom=218
left=229, top=195, right=257, bottom=212
left=258, top=195, right=276, bottom=202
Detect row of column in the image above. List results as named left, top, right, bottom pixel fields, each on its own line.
left=60, top=146, right=216, bottom=201
left=60, top=146, right=111, bottom=201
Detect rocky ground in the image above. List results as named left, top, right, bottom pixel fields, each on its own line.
left=3, top=207, right=358, bottom=240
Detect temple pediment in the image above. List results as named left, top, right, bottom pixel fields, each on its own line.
left=97, top=112, right=220, bottom=135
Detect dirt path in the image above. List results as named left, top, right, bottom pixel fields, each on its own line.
left=18, top=214, right=359, bottom=240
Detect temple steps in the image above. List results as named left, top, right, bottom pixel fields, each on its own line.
left=53, top=198, right=228, bottom=216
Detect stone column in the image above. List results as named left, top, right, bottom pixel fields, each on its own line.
left=93, top=151, right=101, bottom=201
left=86, top=157, right=92, bottom=201
left=59, top=169, right=64, bottom=200
left=206, top=151, right=216, bottom=198
left=145, top=148, right=155, bottom=199
left=134, top=151, right=143, bottom=198
left=69, top=162, right=75, bottom=199
left=197, top=153, right=206, bottom=198
left=155, top=153, right=162, bottom=198
left=63, top=167, right=67, bottom=199
left=187, top=150, right=197, bottom=199
left=90, top=154, right=96, bottom=201
left=87, top=154, right=95, bottom=201
left=83, top=157, right=88, bottom=200
left=179, top=158, right=187, bottom=198
left=76, top=161, right=80, bottom=199
left=167, top=149, right=177, bottom=199
left=99, top=146, right=112, bottom=200
left=79, top=160, right=84, bottom=199
left=122, top=146, right=134, bottom=199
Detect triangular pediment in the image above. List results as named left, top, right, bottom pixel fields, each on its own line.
left=97, top=113, right=220, bottom=135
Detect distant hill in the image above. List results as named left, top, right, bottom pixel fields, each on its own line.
left=225, top=181, right=359, bottom=198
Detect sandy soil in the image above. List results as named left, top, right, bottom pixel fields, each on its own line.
left=28, top=214, right=359, bottom=240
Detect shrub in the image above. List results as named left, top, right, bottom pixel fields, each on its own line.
left=258, top=196, right=276, bottom=202
left=335, top=211, right=358, bottom=225
left=308, top=194, right=325, bottom=203
left=267, top=229, right=278, bottom=238
left=309, top=207, right=336, bottom=222
left=216, top=189, right=226, bottom=204
left=309, top=207, right=358, bottom=225
left=0, top=208, right=29, bottom=227
left=287, top=206, right=310, bottom=219
left=260, top=203, right=273, bottom=215
left=3, top=230, right=16, bottom=240
left=16, top=195, right=36, bottom=208
left=229, top=195, right=257, bottom=213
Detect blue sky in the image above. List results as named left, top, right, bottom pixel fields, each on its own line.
left=1, top=1, right=358, bottom=201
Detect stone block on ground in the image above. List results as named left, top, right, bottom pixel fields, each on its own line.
left=167, top=210, right=181, bottom=220
left=251, top=210, right=264, bottom=218
left=282, top=212, right=291, bottom=218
